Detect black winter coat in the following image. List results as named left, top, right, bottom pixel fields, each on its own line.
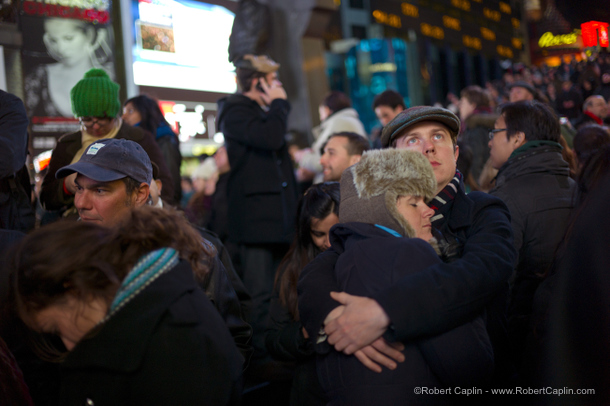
left=490, top=143, right=575, bottom=365
left=316, top=222, right=493, bottom=405
left=217, top=94, right=298, bottom=244
left=59, top=260, right=243, bottom=406
left=265, top=284, right=326, bottom=406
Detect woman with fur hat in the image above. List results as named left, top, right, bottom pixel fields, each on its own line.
left=313, top=149, right=494, bottom=405
left=40, top=68, right=175, bottom=217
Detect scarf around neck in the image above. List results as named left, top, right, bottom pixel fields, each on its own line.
left=429, top=170, right=463, bottom=227
left=71, top=118, right=122, bottom=164
left=103, top=247, right=179, bottom=323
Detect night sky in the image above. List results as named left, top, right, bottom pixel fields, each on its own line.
left=554, top=0, right=610, bottom=29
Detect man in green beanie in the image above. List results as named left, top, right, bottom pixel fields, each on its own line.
left=41, top=68, right=175, bottom=214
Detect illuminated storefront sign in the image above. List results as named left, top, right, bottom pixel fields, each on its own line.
left=538, top=31, right=579, bottom=48
left=581, top=21, right=609, bottom=47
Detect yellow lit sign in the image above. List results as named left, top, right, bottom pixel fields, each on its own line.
left=512, top=38, right=522, bottom=49
left=499, top=1, right=511, bottom=13
left=369, top=63, right=397, bottom=73
left=451, top=0, right=470, bottom=12
left=484, top=8, right=501, bottom=22
left=401, top=3, right=419, bottom=18
left=372, top=10, right=402, bottom=28
left=443, top=15, right=461, bottom=31
left=538, top=31, right=578, bottom=48
left=512, top=18, right=520, bottom=29
left=497, top=45, right=513, bottom=58
left=480, top=27, right=495, bottom=41
left=421, top=23, right=445, bottom=39
left=463, top=35, right=482, bottom=49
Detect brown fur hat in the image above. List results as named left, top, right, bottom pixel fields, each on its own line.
left=339, top=149, right=437, bottom=237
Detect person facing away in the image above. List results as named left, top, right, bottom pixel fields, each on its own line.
left=40, top=68, right=175, bottom=215
left=265, top=182, right=341, bottom=406
left=488, top=100, right=576, bottom=372
left=10, top=205, right=243, bottom=405
left=53, top=138, right=252, bottom=363
left=122, top=94, right=183, bottom=205
left=319, top=132, right=370, bottom=182
left=315, top=149, right=493, bottom=405
left=216, top=54, right=299, bottom=371
left=457, top=85, right=498, bottom=188
left=298, top=105, right=515, bottom=386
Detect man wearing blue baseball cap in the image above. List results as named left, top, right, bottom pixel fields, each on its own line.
left=56, top=138, right=253, bottom=364
left=56, top=138, right=152, bottom=227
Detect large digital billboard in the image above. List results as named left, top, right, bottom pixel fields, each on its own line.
left=130, top=0, right=236, bottom=93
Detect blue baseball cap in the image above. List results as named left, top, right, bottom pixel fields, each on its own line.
left=56, top=139, right=153, bottom=185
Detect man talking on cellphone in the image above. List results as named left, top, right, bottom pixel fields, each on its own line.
left=217, top=55, right=298, bottom=376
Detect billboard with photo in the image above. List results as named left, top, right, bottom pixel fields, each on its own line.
left=22, top=0, right=116, bottom=135
left=130, top=0, right=236, bottom=94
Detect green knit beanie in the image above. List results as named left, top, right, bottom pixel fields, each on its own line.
left=70, top=68, right=120, bottom=118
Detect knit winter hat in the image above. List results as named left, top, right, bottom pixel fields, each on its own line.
left=339, top=149, right=437, bottom=237
left=70, top=68, right=121, bottom=118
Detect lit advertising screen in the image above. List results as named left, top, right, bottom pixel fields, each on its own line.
left=131, top=0, right=236, bottom=93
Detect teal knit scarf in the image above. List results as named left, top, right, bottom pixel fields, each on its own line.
left=103, top=247, right=179, bottom=322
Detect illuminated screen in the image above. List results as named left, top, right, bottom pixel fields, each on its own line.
left=131, top=0, right=236, bottom=93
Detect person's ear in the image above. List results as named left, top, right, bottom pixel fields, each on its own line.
left=512, top=131, right=526, bottom=148
left=154, top=179, right=163, bottom=194
left=134, top=183, right=150, bottom=207
left=349, top=154, right=362, bottom=166
left=453, top=143, right=460, bottom=162
left=250, top=77, right=259, bottom=92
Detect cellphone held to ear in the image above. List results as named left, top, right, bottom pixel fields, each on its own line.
left=256, top=78, right=266, bottom=93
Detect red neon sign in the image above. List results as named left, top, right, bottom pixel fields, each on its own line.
left=581, top=21, right=610, bottom=48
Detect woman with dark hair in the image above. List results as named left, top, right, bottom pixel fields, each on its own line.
left=11, top=206, right=243, bottom=405
left=123, top=95, right=182, bottom=204
left=572, top=124, right=610, bottom=172
left=265, top=182, right=340, bottom=406
left=294, top=91, right=367, bottom=183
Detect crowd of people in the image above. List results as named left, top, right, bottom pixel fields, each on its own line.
left=0, top=50, right=609, bottom=406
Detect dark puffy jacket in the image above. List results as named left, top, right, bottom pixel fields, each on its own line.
left=315, top=222, right=493, bottom=405
left=217, top=94, right=297, bottom=244
left=490, top=143, right=575, bottom=366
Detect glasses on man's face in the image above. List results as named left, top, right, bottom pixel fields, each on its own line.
left=80, top=117, right=112, bottom=127
left=489, top=128, right=507, bottom=140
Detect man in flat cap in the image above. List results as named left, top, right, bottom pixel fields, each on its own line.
left=217, top=55, right=298, bottom=371
left=299, top=106, right=516, bottom=385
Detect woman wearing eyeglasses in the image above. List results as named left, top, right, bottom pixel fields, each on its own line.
left=40, top=69, right=175, bottom=217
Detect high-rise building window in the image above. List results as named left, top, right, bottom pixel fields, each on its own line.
left=349, top=0, right=364, bottom=9
left=351, top=25, right=367, bottom=39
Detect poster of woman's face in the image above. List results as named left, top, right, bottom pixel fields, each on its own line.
left=22, top=15, right=115, bottom=128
